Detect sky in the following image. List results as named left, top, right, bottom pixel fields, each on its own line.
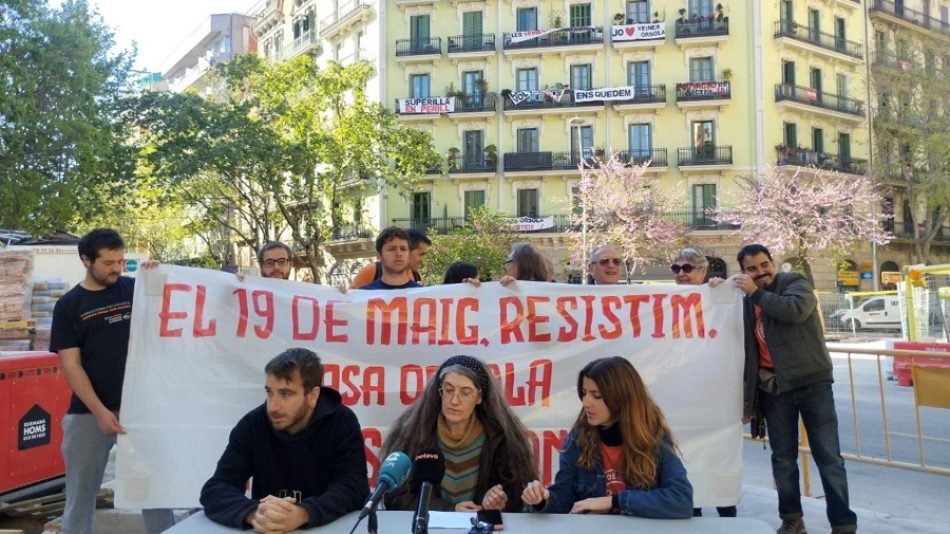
left=80, top=0, right=263, bottom=73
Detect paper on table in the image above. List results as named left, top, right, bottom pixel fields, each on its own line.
left=428, top=511, right=476, bottom=529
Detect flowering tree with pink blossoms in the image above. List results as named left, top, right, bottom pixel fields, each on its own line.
left=718, top=166, right=892, bottom=284
left=568, top=158, right=689, bottom=281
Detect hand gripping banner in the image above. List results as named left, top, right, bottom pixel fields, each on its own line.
left=116, top=266, right=745, bottom=509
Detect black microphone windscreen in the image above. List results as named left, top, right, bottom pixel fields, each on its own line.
left=412, top=447, right=445, bottom=486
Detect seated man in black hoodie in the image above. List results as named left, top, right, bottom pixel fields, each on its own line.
left=200, top=348, right=369, bottom=532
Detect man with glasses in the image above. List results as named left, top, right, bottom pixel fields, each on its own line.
left=588, top=245, right=623, bottom=285
left=258, top=241, right=294, bottom=280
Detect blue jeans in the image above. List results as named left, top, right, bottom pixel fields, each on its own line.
left=761, top=381, right=857, bottom=531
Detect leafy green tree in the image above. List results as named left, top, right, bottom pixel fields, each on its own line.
left=127, top=55, right=439, bottom=278
left=422, top=208, right=516, bottom=284
left=870, top=36, right=950, bottom=263
left=0, top=0, right=136, bottom=234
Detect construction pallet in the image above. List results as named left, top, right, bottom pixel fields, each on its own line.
left=0, top=321, right=35, bottom=330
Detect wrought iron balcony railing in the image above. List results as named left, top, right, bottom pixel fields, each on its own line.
left=674, top=17, right=729, bottom=38
left=675, top=81, right=731, bottom=101
left=448, top=33, right=496, bottom=53
left=773, top=20, right=863, bottom=58
left=612, top=148, right=669, bottom=167
left=677, top=145, right=733, bottom=166
left=395, top=37, right=442, bottom=56
left=776, top=146, right=868, bottom=174
left=774, top=84, right=865, bottom=116
left=503, top=27, right=604, bottom=49
left=870, top=0, right=950, bottom=36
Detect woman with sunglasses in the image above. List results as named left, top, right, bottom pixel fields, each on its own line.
left=521, top=357, right=693, bottom=518
left=381, top=356, right=537, bottom=513
left=672, top=246, right=737, bottom=518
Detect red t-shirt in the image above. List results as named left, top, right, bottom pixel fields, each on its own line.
left=754, top=304, right=774, bottom=368
left=598, top=442, right=627, bottom=496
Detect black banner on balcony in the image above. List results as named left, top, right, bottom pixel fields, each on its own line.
left=397, top=97, right=455, bottom=114
left=574, top=86, right=635, bottom=102
left=677, top=81, right=729, bottom=98
left=610, top=23, right=665, bottom=41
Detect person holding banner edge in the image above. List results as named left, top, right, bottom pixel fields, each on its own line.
left=735, top=244, right=856, bottom=534
left=50, top=228, right=175, bottom=534
left=521, top=356, right=693, bottom=518
left=670, top=246, right=739, bottom=519
left=380, top=355, right=537, bottom=514
left=199, top=348, right=369, bottom=532
left=356, top=227, right=422, bottom=290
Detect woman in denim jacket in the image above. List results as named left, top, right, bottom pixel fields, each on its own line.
left=522, top=357, right=693, bottom=518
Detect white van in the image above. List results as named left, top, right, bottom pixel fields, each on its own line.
left=839, top=296, right=902, bottom=331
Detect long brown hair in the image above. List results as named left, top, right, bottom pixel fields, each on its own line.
left=381, top=356, right=537, bottom=492
left=508, top=242, right=547, bottom=281
left=572, top=356, right=678, bottom=489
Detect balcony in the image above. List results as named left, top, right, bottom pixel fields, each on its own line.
left=773, top=20, right=863, bottom=61
left=502, top=89, right=605, bottom=116
left=666, top=211, right=740, bottom=231
left=613, top=85, right=667, bottom=112
left=395, top=38, right=442, bottom=62
left=286, top=31, right=319, bottom=59
left=675, top=81, right=731, bottom=109
left=447, top=33, right=496, bottom=56
left=502, top=27, right=604, bottom=56
left=395, top=93, right=496, bottom=121
left=330, top=222, right=374, bottom=241
left=609, top=22, right=666, bottom=49
left=612, top=148, right=669, bottom=169
left=319, top=1, right=372, bottom=40
left=447, top=157, right=497, bottom=176
left=391, top=215, right=572, bottom=235
left=674, top=17, right=729, bottom=47
left=872, top=50, right=920, bottom=72
left=774, top=84, right=865, bottom=121
left=504, top=151, right=603, bottom=173
left=677, top=146, right=733, bottom=168
left=776, top=146, right=868, bottom=175
left=869, top=0, right=950, bottom=38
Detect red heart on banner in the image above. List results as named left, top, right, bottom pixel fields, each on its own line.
left=625, top=27, right=636, bottom=36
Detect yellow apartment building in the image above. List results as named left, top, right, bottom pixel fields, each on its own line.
left=249, top=0, right=949, bottom=289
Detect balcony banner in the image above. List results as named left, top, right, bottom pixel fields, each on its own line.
left=574, top=86, right=636, bottom=103
left=677, top=81, right=730, bottom=98
left=610, top=22, right=665, bottom=41
left=507, top=90, right=536, bottom=106
left=508, top=28, right=558, bottom=44
left=504, top=215, right=555, bottom=232
left=115, top=265, right=745, bottom=510
left=398, top=97, right=455, bottom=114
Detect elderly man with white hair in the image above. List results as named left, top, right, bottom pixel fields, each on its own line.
left=588, top=245, right=622, bottom=285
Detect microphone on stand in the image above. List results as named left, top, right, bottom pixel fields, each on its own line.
left=411, top=448, right=445, bottom=534
left=348, top=452, right=412, bottom=534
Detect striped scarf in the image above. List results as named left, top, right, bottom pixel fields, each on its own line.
left=437, top=415, right=485, bottom=505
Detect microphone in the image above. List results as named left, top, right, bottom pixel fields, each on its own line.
left=411, top=448, right=445, bottom=534
left=358, top=451, right=412, bottom=520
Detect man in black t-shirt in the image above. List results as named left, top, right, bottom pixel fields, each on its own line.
left=357, top=227, right=422, bottom=290
left=49, top=229, right=174, bottom=534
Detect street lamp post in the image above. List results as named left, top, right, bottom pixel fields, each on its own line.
left=569, top=117, right=588, bottom=285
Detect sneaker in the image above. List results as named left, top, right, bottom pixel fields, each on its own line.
left=777, top=518, right=807, bottom=534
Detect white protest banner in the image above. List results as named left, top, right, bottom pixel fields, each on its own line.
left=610, top=23, right=666, bottom=42
left=504, top=216, right=555, bottom=232
left=573, top=86, right=636, bottom=103
left=507, top=91, right=535, bottom=106
left=397, top=97, right=455, bottom=114
left=507, top=28, right=557, bottom=44
left=116, top=266, right=745, bottom=509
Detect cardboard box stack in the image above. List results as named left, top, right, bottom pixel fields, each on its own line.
left=0, top=250, right=34, bottom=351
